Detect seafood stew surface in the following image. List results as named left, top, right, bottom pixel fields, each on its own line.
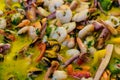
left=0, top=0, right=120, bottom=80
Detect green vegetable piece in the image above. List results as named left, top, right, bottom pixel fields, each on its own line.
left=36, top=29, right=40, bottom=36
left=12, top=17, right=21, bottom=25
left=99, top=0, right=112, bottom=11
left=108, top=58, right=120, bottom=74
left=46, top=26, right=52, bottom=37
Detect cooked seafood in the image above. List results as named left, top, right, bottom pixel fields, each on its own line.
left=0, top=0, right=120, bottom=80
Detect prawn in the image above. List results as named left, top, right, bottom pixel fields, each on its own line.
left=62, top=22, right=76, bottom=33
left=52, top=70, right=68, bottom=80
left=17, top=26, right=29, bottom=34
left=70, top=0, right=78, bottom=10
left=76, top=37, right=87, bottom=53
left=76, top=2, right=90, bottom=12
left=72, top=9, right=89, bottom=22
left=62, top=36, right=75, bottom=48
left=32, top=21, right=42, bottom=30
left=56, top=5, right=72, bottom=23
left=67, top=37, right=75, bottom=48
left=51, top=27, right=67, bottom=43
left=0, top=10, right=3, bottom=16
left=17, top=26, right=38, bottom=40
left=66, top=49, right=80, bottom=57
left=67, top=65, right=91, bottom=79
left=26, top=5, right=36, bottom=21
left=43, top=0, right=51, bottom=6
left=28, top=26, right=38, bottom=40
left=78, top=24, right=94, bottom=39
left=48, top=0, right=64, bottom=13
left=0, top=18, right=6, bottom=29
left=17, top=19, right=30, bottom=27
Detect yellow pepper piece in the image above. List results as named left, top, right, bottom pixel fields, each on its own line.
left=107, top=37, right=120, bottom=44
left=0, top=0, right=5, bottom=11
left=92, top=49, right=106, bottom=66
left=11, top=3, right=21, bottom=9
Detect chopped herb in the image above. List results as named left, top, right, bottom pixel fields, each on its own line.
left=46, top=26, right=52, bottom=37
left=99, top=0, right=113, bottom=11
left=36, top=29, right=40, bottom=35
left=87, top=41, right=93, bottom=48
left=108, top=58, right=120, bottom=74
left=12, top=17, right=21, bottom=25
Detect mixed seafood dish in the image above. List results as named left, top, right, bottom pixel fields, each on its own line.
left=0, top=0, right=120, bottom=80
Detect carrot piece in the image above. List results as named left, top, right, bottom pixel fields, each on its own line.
left=67, top=65, right=74, bottom=75
left=36, top=43, right=46, bottom=62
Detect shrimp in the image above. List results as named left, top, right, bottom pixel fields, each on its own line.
left=17, top=26, right=29, bottom=34
left=43, top=0, right=51, bottom=6
left=70, top=0, right=78, bottom=10
left=52, top=70, right=68, bottom=80
left=48, top=0, right=64, bottom=13
left=67, top=37, right=75, bottom=48
left=78, top=24, right=94, bottom=39
left=0, top=18, right=6, bottom=29
left=51, top=27, right=67, bottom=43
left=66, top=49, right=80, bottom=57
left=17, top=19, right=30, bottom=27
left=76, top=37, right=87, bottom=53
left=62, top=22, right=76, bottom=33
left=32, top=21, right=42, bottom=30
left=17, top=26, right=38, bottom=39
left=67, top=65, right=91, bottom=79
left=76, top=2, right=90, bottom=12
left=26, top=5, right=36, bottom=21
left=28, top=26, right=38, bottom=40
left=72, top=9, right=89, bottom=22
left=63, top=36, right=75, bottom=48
left=56, top=5, right=72, bottom=23
left=0, top=10, right=3, bottom=16
left=37, top=7, right=50, bottom=17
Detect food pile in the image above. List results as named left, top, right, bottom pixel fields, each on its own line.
left=0, top=0, right=120, bottom=80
